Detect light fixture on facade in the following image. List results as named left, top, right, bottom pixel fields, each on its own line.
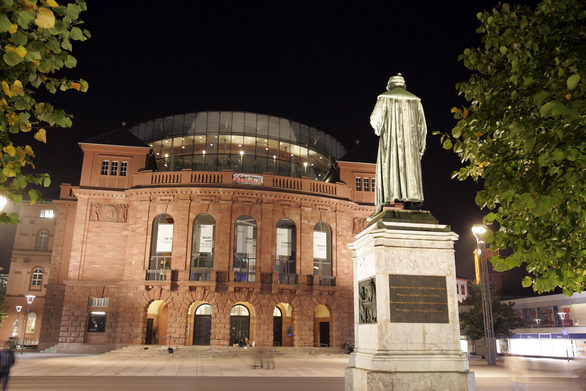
left=202, top=150, right=206, bottom=155
left=240, top=151, right=244, bottom=156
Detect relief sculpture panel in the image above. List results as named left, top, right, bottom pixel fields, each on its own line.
left=89, top=204, right=128, bottom=223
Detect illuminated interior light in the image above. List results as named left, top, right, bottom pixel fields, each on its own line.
left=181, top=146, right=185, bottom=149
left=240, top=150, right=244, bottom=156
left=303, top=162, right=308, bottom=167
left=273, top=155, right=276, bottom=159
left=265, top=148, right=269, bottom=151
left=202, top=150, right=206, bottom=155
left=164, top=154, right=169, bottom=158
left=238, top=144, right=242, bottom=147
left=156, top=153, right=160, bottom=156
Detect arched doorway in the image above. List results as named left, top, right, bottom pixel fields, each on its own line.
left=314, top=304, right=330, bottom=347
left=193, top=304, right=212, bottom=345
left=273, top=306, right=282, bottom=346
left=229, top=304, right=250, bottom=345
left=145, top=300, right=168, bottom=345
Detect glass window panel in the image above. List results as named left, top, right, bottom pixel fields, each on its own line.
left=268, top=116, right=280, bottom=139
left=196, top=304, right=212, bottom=315
left=194, top=135, right=206, bottom=154
left=154, top=118, right=164, bottom=139
left=244, top=112, right=257, bottom=134
left=300, top=124, right=309, bottom=145
left=144, top=121, right=154, bottom=142
left=207, top=111, right=220, bottom=132
left=172, top=137, right=183, bottom=157
left=243, top=136, right=256, bottom=155
left=232, top=112, right=244, bottom=133
left=231, top=135, right=244, bottom=153
left=279, top=118, right=291, bottom=141
left=192, top=214, right=215, bottom=270
left=163, top=116, right=174, bottom=138
left=279, top=141, right=291, bottom=160
left=172, top=114, right=185, bottom=136
left=255, top=137, right=268, bottom=157
left=195, top=112, right=208, bottom=133
left=217, top=154, right=229, bottom=171
left=184, top=113, right=196, bottom=133
left=309, top=127, right=318, bottom=148
left=182, top=155, right=194, bottom=170
left=193, top=155, right=203, bottom=171
left=207, top=134, right=218, bottom=153
left=218, top=135, right=230, bottom=154
left=204, top=154, right=216, bottom=171
left=182, top=135, right=195, bottom=155
left=268, top=154, right=277, bottom=174
left=278, top=159, right=290, bottom=177
left=219, top=111, right=232, bottom=132
left=291, top=121, right=301, bottom=143
left=256, top=114, right=269, bottom=136
left=242, top=155, right=255, bottom=173
left=255, top=156, right=267, bottom=173
left=161, top=139, right=172, bottom=158
left=234, top=216, right=257, bottom=283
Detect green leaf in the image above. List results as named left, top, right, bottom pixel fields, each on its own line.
left=66, top=3, right=82, bottom=20
left=27, top=189, right=38, bottom=204
left=442, top=139, right=452, bottom=150
left=521, top=276, right=533, bottom=288
left=0, top=14, right=11, bottom=33
left=539, top=101, right=555, bottom=117
left=552, top=102, right=569, bottom=117
left=69, top=26, right=84, bottom=40
left=3, top=51, right=22, bottom=66
left=566, top=74, right=580, bottom=90
left=552, top=149, right=565, bottom=161
left=16, top=10, right=34, bottom=28
left=64, top=55, right=77, bottom=68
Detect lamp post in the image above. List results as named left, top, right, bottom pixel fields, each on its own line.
left=558, top=311, right=570, bottom=362
left=472, top=224, right=497, bottom=365
left=21, top=295, right=35, bottom=354
left=14, top=306, right=23, bottom=348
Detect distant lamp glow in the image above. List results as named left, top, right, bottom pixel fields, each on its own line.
left=471, top=225, right=487, bottom=238
left=239, top=150, right=244, bottom=156
left=0, top=195, right=7, bottom=212
left=202, top=150, right=206, bottom=155
left=25, top=295, right=35, bottom=305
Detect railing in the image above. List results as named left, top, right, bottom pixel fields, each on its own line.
left=190, top=267, right=212, bottom=281
left=133, top=170, right=353, bottom=200
left=318, top=276, right=336, bottom=287
left=146, top=269, right=168, bottom=281
left=277, top=273, right=297, bottom=285
left=234, top=270, right=256, bottom=283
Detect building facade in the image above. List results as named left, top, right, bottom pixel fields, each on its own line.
left=21, top=112, right=383, bottom=353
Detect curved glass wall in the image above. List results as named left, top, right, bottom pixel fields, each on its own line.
left=129, top=111, right=346, bottom=181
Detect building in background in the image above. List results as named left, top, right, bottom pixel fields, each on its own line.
left=0, top=202, right=56, bottom=346
left=13, top=111, right=385, bottom=353
left=497, top=292, right=586, bottom=358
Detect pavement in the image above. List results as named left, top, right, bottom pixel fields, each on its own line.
left=6, top=352, right=586, bottom=390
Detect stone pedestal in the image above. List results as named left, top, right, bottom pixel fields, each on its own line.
left=345, top=210, right=475, bottom=391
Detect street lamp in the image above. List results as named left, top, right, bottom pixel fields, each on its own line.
left=14, top=306, right=23, bottom=348
left=472, top=224, right=497, bottom=365
left=558, top=311, right=570, bottom=362
left=21, top=295, right=35, bottom=354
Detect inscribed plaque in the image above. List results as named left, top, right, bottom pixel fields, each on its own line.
left=389, top=274, right=448, bottom=323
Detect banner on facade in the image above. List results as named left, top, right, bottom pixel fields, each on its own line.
left=197, top=224, right=214, bottom=253
left=313, top=231, right=327, bottom=259
left=236, top=225, right=255, bottom=255
left=276, top=228, right=293, bottom=257
left=156, top=223, right=174, bottom=252
left=233, top=173, right=264, bottom=186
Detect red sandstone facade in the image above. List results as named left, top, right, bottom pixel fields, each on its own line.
left=17, top=138, right=379, bottom=353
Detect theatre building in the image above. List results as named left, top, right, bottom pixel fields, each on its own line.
left=9, top=111, right=381, bottom=353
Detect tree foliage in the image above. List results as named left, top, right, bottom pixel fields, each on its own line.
left=459, top=283, right=523, bottom=341
left=439, top=0, right=585, bottom=294
left=0, top=0, right=89, bottom=224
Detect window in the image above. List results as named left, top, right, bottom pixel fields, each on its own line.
left=100, top=160, right=109, bottom=175
left=364, top=178, right=370, bottom=192
left=36, top=229, right=49, bottom=250
left=87, top=311, right=107, bottom=332
left=25, top=312, right=36, bottom=334
left=275, top=219, right=296, bottom=284
left=196, top=304, right=212, bottom=315
left=371, top=178, right=375, bottom=191
left=314, top=222, right=333, bottom=286
left=110, top=161, right=119, bottom=176
left=355, top=177, right=362, bottom=191
left=31, top=268, right=43, bottom=288
left=233, top=215, right=257, bottom=282
left=456, top=284, right=460, bottom=294
left=40, top=209, right=55, bottom=218
left=119, top=161, right=128, bottom=176
left=90, top=298, right=109, bottom=307
left=191, top=214, right=215, bottom=281
left=147, top=214, right=174, bottom=280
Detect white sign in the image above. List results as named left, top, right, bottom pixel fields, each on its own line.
left=276, top=228, right=293, bottom=257
left=156, top=223, right=174, bottom=252
left=313, top=231, right=327, bottom=259
left=236, top=225, right=255, bottom=255
left=197, top=224, right=214, bottom=253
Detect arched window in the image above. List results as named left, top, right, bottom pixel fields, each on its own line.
left=230, top=304, right=250, bottom=316
left=233, top=215, right=257, bottom=282
left=191, top=214, right=215, bottom=281
left=147, top=214, right=174, bottom=281
left=31, top=268, right=43, bottom=288
left=36, top=229, right=49, bottom=250
left=313, top=222, right=333, bottom=286
left=275, top=219, right=296, bottom=284
left=196, top=304, right=212, bottom=315
left=25, top=312, right=37, bottom=334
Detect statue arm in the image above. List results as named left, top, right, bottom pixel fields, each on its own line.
left=370, top=98, right=386, bottom=136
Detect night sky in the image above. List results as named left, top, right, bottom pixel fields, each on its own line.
left=0, top=1, right=539, bottom=286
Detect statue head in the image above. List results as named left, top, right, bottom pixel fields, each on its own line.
left=386, top=73, right=406, bottom=90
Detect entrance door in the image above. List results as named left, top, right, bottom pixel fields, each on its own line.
left=194, top=314, right=211, bottom=345
left=319, top=322, right=330, bottom=347
left=230, top=316, right=250, bottom=345
left=145, top=318, right=154, bottom=345
left=273, top=316, right=282, bottom=346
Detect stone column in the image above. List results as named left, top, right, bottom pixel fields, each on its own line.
left=345, top=209, right=475, bottom=391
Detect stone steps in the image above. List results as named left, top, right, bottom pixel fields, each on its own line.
left=105, top=345, right=347, bottom=358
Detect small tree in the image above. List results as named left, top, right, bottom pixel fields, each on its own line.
left=438, top=0, right=585, bottom=294
left=459, top=283, right=524, bottom=341
left=0, top=0, right=89, bottom=224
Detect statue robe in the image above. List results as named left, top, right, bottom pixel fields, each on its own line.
left=370, top=88, right=427, bottom=204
